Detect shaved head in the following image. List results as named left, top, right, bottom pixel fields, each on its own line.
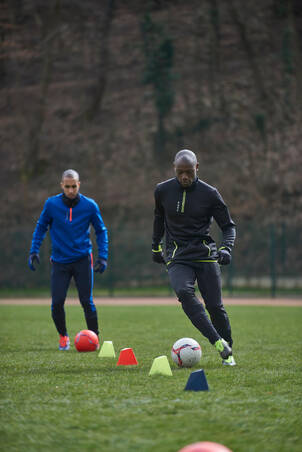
left=61, top=169, right=80, bottom=199
left=174, top=149, right=197, bottom=166
left=174, top=149, right=198, bottom=188
left=62, top=169, right=79, bottom=181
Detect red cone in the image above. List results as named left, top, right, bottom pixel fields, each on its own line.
left=116, top=348, right=138, bottom=365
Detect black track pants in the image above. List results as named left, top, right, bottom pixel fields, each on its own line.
left=51, top=255, right=99, bottom=336
left=168, top=262, right=232, bottom=346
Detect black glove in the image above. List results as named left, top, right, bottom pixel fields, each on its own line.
left=152, top=244, right=165, bottom=264
left=217, top=247, right=231, bottom=265
left=94, top=257, right=107, bottom=273
left=28, top=253, right=40, bottom=271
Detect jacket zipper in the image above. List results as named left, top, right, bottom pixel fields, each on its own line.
left=181, top=190, right=186, bottom=213
left=69, top=208, right=72, bottom=222
left=203, top=240, right=211, bottom=257
left=171, top=241, right=178, bottom=259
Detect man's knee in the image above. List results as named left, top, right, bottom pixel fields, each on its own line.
left=182, top=301, right=201, bottom=317
left=80, top=299, right=97, bottom=315
left=51, top=302, right=64, bottom=314
left=176, top=285, right=195, bottom=304
left=181, top=295, right=205, bottom=319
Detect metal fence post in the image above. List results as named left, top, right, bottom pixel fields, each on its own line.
left=226, top=260, right=234, bottom=297
left=281, top=223, right=286, bottom=273
left=270, top=224, right=276, bottom=298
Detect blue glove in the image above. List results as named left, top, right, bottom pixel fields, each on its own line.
left=94, top=258, right=107, bottom=273
left=217, top=247, right=231, bottom=265
left=28, top=253, right=40, bottom=271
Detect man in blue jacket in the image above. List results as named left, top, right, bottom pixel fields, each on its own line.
left=28, top=169, right=108, bottom=351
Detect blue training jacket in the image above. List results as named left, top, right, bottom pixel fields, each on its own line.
left=30, top=193, right=108, bottom=263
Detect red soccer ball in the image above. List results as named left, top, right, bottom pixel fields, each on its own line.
left=74, top=330, right=99, bottom=352
left=178, top=442, right=232, bottom=452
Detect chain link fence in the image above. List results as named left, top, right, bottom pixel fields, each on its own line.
left=0, top=222, right=301, bottom=297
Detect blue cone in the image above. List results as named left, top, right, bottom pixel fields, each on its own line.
left=184, top=369, right=209, bottom=391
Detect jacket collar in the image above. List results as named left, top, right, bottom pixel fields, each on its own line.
left=62, top=193, right=80, bottom=208
left=175, top=177, right=198, bottom=192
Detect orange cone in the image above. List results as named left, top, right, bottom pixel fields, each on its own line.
left=116, top=348, right=138, bottom=365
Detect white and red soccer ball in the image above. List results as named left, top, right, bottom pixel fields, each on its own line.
left=171, top=337, right=202, bottom=368
left=74, top=330, right=99, bottom=352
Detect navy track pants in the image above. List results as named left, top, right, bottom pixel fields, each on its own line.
left=51, top=254, right=99, bottom=336
left=168, top=262, right=232, bottom=346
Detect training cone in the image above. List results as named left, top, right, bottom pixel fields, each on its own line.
left=178, top=441, right=232, bottom=452
left=98, top=341, right=116, bottom=358
left=149, top=355, right=173, bottom=376
left=184, top=369, right=209, bottom=391
left=116, top=348, right=138, bottom=365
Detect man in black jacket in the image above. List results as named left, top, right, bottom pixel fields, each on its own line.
left=152, top=149, right=236, bottom=365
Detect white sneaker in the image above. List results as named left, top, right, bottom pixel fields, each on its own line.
left=222, top=355, right=236, bottom=366
left=215, top=338, right=232, bottom=359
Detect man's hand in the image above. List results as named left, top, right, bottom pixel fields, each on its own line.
left=217, top=247, right=231, bottom=265
left=94, top=257, right=107, bottom=273
left=152, top=244, right=165, bottom=264
left=28, top=253, right=40, bottom=271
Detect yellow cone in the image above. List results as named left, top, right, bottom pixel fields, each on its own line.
left=149, top=355, right=173, bottom=376
left=98, top=341, right=116, bottom=358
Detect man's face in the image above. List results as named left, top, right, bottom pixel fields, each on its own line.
left=61, top=177, right=80, bottom=199
left=174, top=160, right=198, bottom=188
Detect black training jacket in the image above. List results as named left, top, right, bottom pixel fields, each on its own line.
left=152, top=177, right=236, bottom=264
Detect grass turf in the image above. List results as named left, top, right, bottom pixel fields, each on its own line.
left=0, top=304, right=301, bottom=452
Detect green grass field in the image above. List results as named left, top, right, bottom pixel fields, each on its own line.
left=1, top=304, right=301, bottom=452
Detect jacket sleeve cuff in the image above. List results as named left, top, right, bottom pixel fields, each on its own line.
left=98, top=256, right=108, bottom=261
left=218, top=245, right=231, bottom=253
left=152, top=243, right=163, bottom=252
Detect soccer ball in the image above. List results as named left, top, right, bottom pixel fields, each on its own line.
left=178, top=441, right=232, bottom=452
left=171, top=337, right=202, bottom=368
left=74, top=330, right=99, bottom=352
